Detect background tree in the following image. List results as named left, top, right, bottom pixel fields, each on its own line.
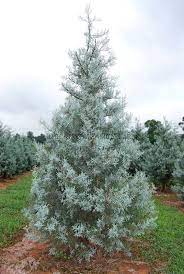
left=178, top=116, right=184, bottom=139
left=35, top=133, right=46, bottom=144
left=172, top=141, right=184, bottom=200
left=27, top=131, right=46, bottom=144
left=0, top=129, right=15, bottom=178
left=26, top=7, right=155, bottom=261
left=0, top=122, right=36, bottom=178
left=27, top=131, right=34, bottom=141
left=144, top=119, right=163, bottom=144
left=130, top=120, right=150, bottom=174
left=142, top=121, right=180, bottom=191
left=178, top=116, right=184, bottom=130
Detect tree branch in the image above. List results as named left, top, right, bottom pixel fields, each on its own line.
left=75, top=53, right=88, bottom=77
left=62, top=83, right=83, bottom=101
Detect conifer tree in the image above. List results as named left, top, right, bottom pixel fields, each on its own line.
left=142, top=121, right=180, bottom=191
left=131, top=120, right=150, bottom=174
left=173, top=141, right=184, bottom=200
left=0, top=121, right=35, bottom=178
left=26, top=7, right=155, bottom=260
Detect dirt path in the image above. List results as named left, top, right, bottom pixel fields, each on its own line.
left=0, top=172, right=151, bottom=273
left=0, top=172, right=32, bottom=190
left=0, top=234, right=150, bottom=274
left=0, top=235, right=49, bottom=274
left=156, top=192, right=184, bottom=213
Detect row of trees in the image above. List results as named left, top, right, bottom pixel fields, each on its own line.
left=0, top=122, right=36, bottom=178
left=132, top=118, right=184, bottom=198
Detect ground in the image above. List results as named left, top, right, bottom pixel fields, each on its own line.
left=0, top=175, right=184, bottom=273
left=0, top=237, right=150, bottom=273
left=0, top=172, right=31, bottom=190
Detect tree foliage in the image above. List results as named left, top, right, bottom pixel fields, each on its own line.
left=26, top=8, right=155, bottom=261
left=178, top=116, right=184, bottom=131
left=0, top=122, right=36, bottom=178
left=27, top=131, right=46, bottom=144
left=141, top=121, right=180, bottom=190
left=144, top=119, right=163, bottom=144
left=173, top=141, right=184, bottom=200
left=131, top=120, right=150, bottom=174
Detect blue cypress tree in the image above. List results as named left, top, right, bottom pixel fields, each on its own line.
left=26, top=7, right=155, bottom=261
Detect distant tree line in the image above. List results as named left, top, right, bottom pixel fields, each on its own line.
left=27, top=131, right=46, bottom=144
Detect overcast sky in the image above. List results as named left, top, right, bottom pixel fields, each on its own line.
left=0, top=0, right=183, bottom=134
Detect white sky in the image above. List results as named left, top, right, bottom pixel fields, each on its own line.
left=0, top=0, right=183, bottom=134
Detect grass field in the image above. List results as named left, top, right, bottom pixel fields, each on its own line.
left=0, top=175, right=184, bottom=273
left=139, top=199, right=184, bottom=273
left=0, top=174, right=32, bottom=247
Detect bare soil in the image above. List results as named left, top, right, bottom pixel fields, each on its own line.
left=0, top=234, right=151, bottom=274
left=0, top=172, right=32, bottom=190
left=3, top=178, right=179, bottom=273
left=156, top=192, right=184, bottom=213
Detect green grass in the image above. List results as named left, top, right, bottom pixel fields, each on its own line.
left=0, top=176, right=184, bottom=273
left=140, top=199, right=184, bottom=273
left=0, top=174, right=32, bottom=247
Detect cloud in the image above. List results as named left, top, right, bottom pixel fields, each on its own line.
left=0, top=78, right=66, bottom=133
left=0, top=0, right=183, bottom=133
